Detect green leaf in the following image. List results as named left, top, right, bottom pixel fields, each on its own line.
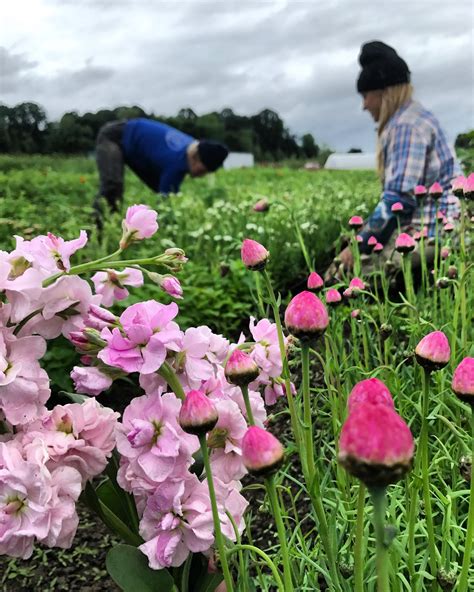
left=106, top=544, right=175, bottom=592
left=58, top=390, right=89, bottom=404
left=96, top=478, right=131, bottom=526
left=195, top=571, right=224, bottom=592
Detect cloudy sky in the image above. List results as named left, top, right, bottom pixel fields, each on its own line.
left=1, top=0, right=473, bottom=151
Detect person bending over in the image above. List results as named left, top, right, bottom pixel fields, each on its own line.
left=93, top=117, right=228, bottom=221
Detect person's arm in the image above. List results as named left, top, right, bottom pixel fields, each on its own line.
left=158, top=169, right=185, bottom=195
left=358, top=124, right=427, bottom=253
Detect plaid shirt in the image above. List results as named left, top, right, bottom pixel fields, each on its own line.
left=359, top=100, right=461, bottom=252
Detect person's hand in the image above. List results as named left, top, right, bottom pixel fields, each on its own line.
left=339, top=246, right=354, bottom=270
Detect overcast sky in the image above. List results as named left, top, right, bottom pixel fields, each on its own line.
left=1, top=0, right=473, bottom=151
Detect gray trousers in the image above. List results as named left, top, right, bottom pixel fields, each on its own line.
left=94, top=121, right=126, bottom=225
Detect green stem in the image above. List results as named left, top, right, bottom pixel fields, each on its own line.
left=421, top=369, right=440, bottom=579
left=180, top=554, right=192, bottom=592
left=225, top=511, right=249, bottom=592
left=458, top=410, right=474, bottom=592
left=261, top=269, right=302, bottom=456
left=199, top=434, right=234, bottom=592
left=354, top=484, right=366, bottom=592
left=301, top=344, right=315, bottom=475
left=264, top=474, right=294, bottom=592
left=369, top=486, right=390, bottom=592
left=241, top=384, right=255, bottom=425
left=226, top=544, right=285, bottom=592
left=254, top=272, right=266, bottom=319
left=157, top=362, right=186, bottom=400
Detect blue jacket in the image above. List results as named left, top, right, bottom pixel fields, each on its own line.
left=122, top=119, right=194, bottom=194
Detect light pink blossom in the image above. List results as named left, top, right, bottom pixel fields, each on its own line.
left=92, top=268, right=144, bottom=307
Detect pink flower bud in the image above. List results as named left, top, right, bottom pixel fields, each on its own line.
left=429, top=182, right=443, bottom=199
left=225, top=349, right=260, bottom=386
left=451, top=357, right=474, bottom=406
left=367, top=236, right=378, bottom=247
left=242, top=426, right=284, bottom=476
left=120, top=204, right=159, bottom=248
left=447, top=265, right=457, bottom=279
left=348, top=378, right=394, bottom=413
left=241, top=239, right=269, bottom=271
left=356, top=234, right=363, bottom=243
left=284, top=291, right=329, bottom=342
left=464, top=173, right=474, bottom=200
left=86, top=304, right=119, bottom=330
left=348, top=216, right=364, bottom=231
left=349, top=277, right=365, bottom=292
left=415, top=331, right=451, bottom=372
left=160, top=276, right=183, bottom=299
left=451, top=176, right=466, bottom=198
left=391, top=202, right=404, bottom=213
left=338, top=404, right=414, bottom=486
left=307, top=272, right=324, bottom=292
left=414, top=185, right=427, bottom=198
left=325, top=288, right=342, bottom=306
left=373, top=242, right=384, bottom=253
left=395, top=232, right=415, bottom=253
left=443, top=222, right=455, bottom=233
left=253, top=198, right=270, bottom=212
left=440, top=247, right=450, bottom=260
left=351, top=309, right=360, bottom=319
left=179, top=390, right=219, bottom=435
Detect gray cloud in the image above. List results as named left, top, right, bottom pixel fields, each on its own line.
left=1, top=0, right=473, bottom=150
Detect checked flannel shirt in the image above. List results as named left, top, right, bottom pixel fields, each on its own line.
left=359, top=100, right=461, bottom=253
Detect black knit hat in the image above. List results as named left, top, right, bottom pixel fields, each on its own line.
left=197, top=140, right=229, bottom=172
left=357, top=41, right=410, bottom=93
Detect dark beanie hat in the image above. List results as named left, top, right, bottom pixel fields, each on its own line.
left=197, top=140, right=229, bottom=172
left=357, top=41, right=410, bottom=93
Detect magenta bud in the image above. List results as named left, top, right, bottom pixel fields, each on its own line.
left=395, top=232, right=416, bottom=253
left=348, top=378, right=395, bottom=413
left=443, top=222, right=455, bottom=233
left=451, top=357, right=474, bottom=406
left=338, top=404, right=414, bottom=487
left=429, top=182, right=443, bottom=199
left=284, top=291, right=329, bottom=342
left=253, top=198, right=270, bottom=212
left=463, top=173, right=474, bottom=200
left=241, top=239, right=270, bottom=271
left=307, top=271, right=324, bottom=292
left=225, top=349, right=260, bottom=386
left=415, top=331, right=451, bottom=372
left=414, top=185, right=427, bottom=199
left=451, top=176, right=466, bottom=198
left=179, top=390, right=218, bottom=436
left=367, top=235, right=378, bottom=247
left=373, top=242, right=384, bottom=253
left=325, top=288, right=342, bottom=306
left=348, top=216, right=364, bottom=231
left=242, top=426, right=284, bottom=476
left=391, top=202, right=404, bottom=213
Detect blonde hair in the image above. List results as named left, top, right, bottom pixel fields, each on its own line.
left=376, top=83, right=414, bottom=179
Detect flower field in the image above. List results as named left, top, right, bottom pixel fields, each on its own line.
left=0, top=155, right=472, bottom=592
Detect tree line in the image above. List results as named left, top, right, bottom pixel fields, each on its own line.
left=0, top=102, right=321, bottom=161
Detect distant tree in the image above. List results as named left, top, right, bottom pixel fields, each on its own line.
left=455, top=131, right=474, bottom=149
left=301, top=133, right=319, bottom=158
left=46, top=112, right=94, bottom=153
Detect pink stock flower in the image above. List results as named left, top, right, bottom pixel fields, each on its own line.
left=179, top=390, right=218, bottom=436
left=213, top=478, right=248, bottom=541
left=225, top=349, right=259, bottom=387
left=451, top=357, right=474, bottom=406
left=0, top=330, right=50, bottom=425
left=347, top=378, right=395, bottom=413
left=246, top=317, right=283, bottom=379
left=70, top=366, right=113, bottom=396
left=348, top=216, right=364, bottom=230
left=242, top=426, right=284, bottom=476
left=207, top=399, right=248, bottom=483
left=98, top=301, right=181, bottom=374
left=284, top=291, right=329, bottom=342
left=391, top=202, right=404, bottom=213
left=160, top=276, right=183, bottom=299
left=325, top=288, right=342, bottom=306
left=120, top=205, right=159, bottom=249
left=338, top=404, right=414, bottom=486
left=241, top=239, right=269, bottom=271
left=415, top=331, right=451, bottom=372
left=307, top=272, right=324, bottom=292
left=43, top=231, right=88, bottom=272
left=414, top=227, right=428, bottom=242
left=0, top=441, right=82, bottom=558
left=173, top=326, right=214, bottom=389
left=429, top=182, right=443, bottom=198
left=139, top=476, right=214, bottom=569
left=91, top=268, right=144, bottom=307
left=395, top=233, right=416, bottom=253
left=116, top=393, right=196, bottom=493
left=85, top=304, right=118, bottom=331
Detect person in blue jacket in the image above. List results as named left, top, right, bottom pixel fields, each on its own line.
left=93, top=118, right=228, bottom=218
